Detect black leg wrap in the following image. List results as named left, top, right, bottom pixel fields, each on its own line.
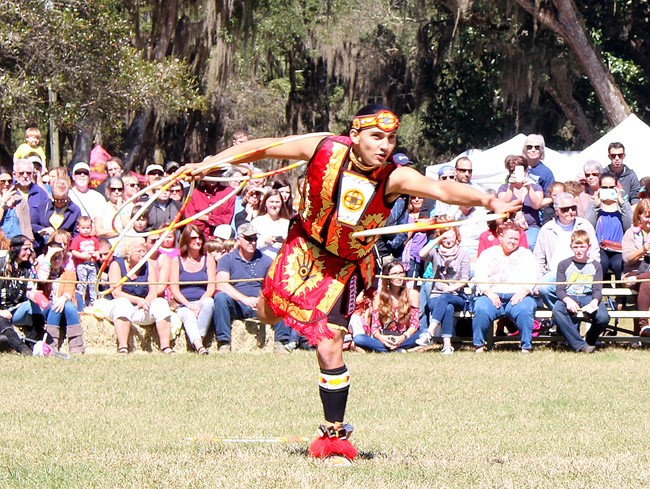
left=318, top=365, right=350, bottom=423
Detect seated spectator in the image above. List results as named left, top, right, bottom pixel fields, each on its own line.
left=13, top=158, right=52, bottom=251
left=534, top=192, right=599, bottom=309
left=139, top=164, right=165, bottom=201
left=95, top=176, right=131, bottom=256
left=130, top=204, right=150, bottom=234
left=552, top=230, right=609, bottom=353
left=70, top=216, right=100, bottom=307
left=472, top=222, right=539, bottom=353
left=0, top=235, right=45, bottom=353
left=36, top=244, right=85, bottom=354
left=184, top=177, right=236, bottom=236
left=107, top=237, right=173, bottom=354
left=416, top=227, right=470, bottom=353
left=122, top=173, right=142, bottom=202
left=158, top=228, right=180, bottom=259
left=637, top=176, right=650, bottom=200
left=212, top=223, right=274, bottom=352
left=234, top=184, right=263, bottom=229
left=95, top=157, right=125, bottom=196
left=583, top=172, right=632, bottom=289
left=168, top=181, right=185, bottom=203
left=477, top=216, right=528, bottom=256
left=250, top=189, right=291, bottom=258
left=621, top=198, right=650, bottom=336
left=45, top=178, right=81, bottom=236
left=169, top=225, right=215, bottom=354
left=348, top=260, right=421, bottom=352
left=0, top=167, right=21, bottom=239
left=497, top=155, right=543, bottom=250
left=604, top=142, right=640, bottom=206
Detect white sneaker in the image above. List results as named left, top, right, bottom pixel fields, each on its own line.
left=415, top=330, right=434, bottom=347
left=440, top=345, right=454, bottom=355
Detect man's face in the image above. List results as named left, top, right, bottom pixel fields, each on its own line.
left=73, top=168, right=90, bottom=189
left=608, top=148, right=625, bottom=171
left=237, top=234, right=257, bottom=254
left=232, top=135, right=248, bottom=146
left=556, top=197, right=577, bottom=225
left=13, top=163, right=33, bottom=187
left=498, top=229, right=520, bottom=255
left=350, top=128, right=397, bottom=170
left=106, top=162, right=122, bottom=177
left=455, top=160, right=473, bottom=184
left=571, top=241, right=589, bottom=261
left=147, top=170, right=164, bottom=185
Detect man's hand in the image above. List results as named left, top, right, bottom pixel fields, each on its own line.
left=510, top=290, right=529, bottom=306
left=242, top=296, right=259, bottom=309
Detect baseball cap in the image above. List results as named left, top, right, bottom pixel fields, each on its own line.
left=392, top=153, right=413, bottom=166
left=214, top=224, right=233, bottom=240
left=237, top=222, right=258, bottom=238
left=165, top=161, right=180, bottom=173
left=438, top=165, right=456, bottom=177
left=145, top=164, right=165, bottom=175
left=72, top=162, right=91, bottom=174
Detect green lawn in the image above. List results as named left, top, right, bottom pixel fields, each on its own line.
left=1, top=348, right=649, bottom=488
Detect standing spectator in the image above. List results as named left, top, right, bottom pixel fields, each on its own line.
left=534, top=192, right=599, bottom=309
left=108, top=237, right=173, bottom=354
left=96, top=156, right=125, bottom=196
left=13, top=158, right=52, bottom=250
left=184, top=178, right=236, bottom=237
left=251, top=189, right=291, bottom=258
left=553, top=230, right=609, bottom=353
left=68, top=162, right=106, bottom=223
left=169, top=225, right=215, bottom=354
left=45, top=178, right=81, bottom=235
left=497, top=155, right=543, bottom=250
left=140, top=164, right=165, bottom=201
left=69, top=216, right=100, bottom=307
left=13, top=126, right=47, bottom=165
left=433, top=158, right=480, bottom=217
left=522, top=134, right=555, bottom=196
left=604, top=142, right=641, bottom=206
left=348, top=260, right=421, bottom=352
left=621, top=199, right=650, bottom=336
left=169, top=182, right=185, bottom=203
left=472, top=222, right=539, bottom=353
left=212, top=223, right=273, bottom=352
left=95, top=176, right=130, bottom=249
left=147, top=186, right=181, bottom=231
left=231, top=129, right=250, bottom=146
left=0, top=167, right=21, bottom=238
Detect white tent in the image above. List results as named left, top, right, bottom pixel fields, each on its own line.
left=425, top=134, right=582, bottom=191
left=578, top=114, right=650, bottom=180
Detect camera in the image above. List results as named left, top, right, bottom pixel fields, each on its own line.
left=599, top=188, right=617, bottom=201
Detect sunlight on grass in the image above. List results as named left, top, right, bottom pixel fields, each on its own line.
left=1, top=349, right=650, bottom=488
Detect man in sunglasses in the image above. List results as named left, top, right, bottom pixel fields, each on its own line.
left=68, top=162, right=106, bottom=224
left=189, top=104, right=520, bottom=465
left=534, top=192, right=599, bottom=309
left=13, top=158, right=52, bottom=251
left=604, top=142, right=640, bottom=206
left=522, top=134, right=556, bottom=196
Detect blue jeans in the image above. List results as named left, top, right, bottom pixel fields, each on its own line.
left=428, top=293, right=465, bottom=337
left=552, top=295, right=610, bottom=351
left=525, top=226, right=540, bottom=252
left=537, top=271, right=558, bottom=309
left=212, top=292, right=256, bottom=344
left=419, top=281, right=433, bottom=330
left=11, top=300, right=43, bottom=326
left=44, top=301, right=80, bottom=327
left=473, top=293, right=536, bottom=349
left=353, top=331, right=422, bottom=353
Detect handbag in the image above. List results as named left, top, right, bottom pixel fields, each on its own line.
left=600, top=239, right=622, bottom=252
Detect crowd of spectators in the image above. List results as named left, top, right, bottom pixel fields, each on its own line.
left=1, top=126, right=649, bottom=357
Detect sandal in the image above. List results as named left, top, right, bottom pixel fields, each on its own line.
left=117, top=346, right=129, bottom=355
left=197, top=346, right=209, bottom=355
left=162, top=347, right=175, bottom=354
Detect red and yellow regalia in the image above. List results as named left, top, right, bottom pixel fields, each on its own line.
left=262, top=135, right=397, bottom=343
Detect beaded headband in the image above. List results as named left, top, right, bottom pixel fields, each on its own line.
left=351, top=110, right=400, bottom=132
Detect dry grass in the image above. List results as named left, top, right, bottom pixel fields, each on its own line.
left=1, top=347, right=650, bottom=488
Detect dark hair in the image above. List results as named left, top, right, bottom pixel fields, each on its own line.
left=104, top=176, right=124, bottom=199
left=607, top=142, right=625, bottom=152
left=179, top=224, right=206, bottom=257
left=8, top=235, right=32, bottom=265
left=258, top=189, right=292, bottom=220
left=600, top=172, right=618, bottom=184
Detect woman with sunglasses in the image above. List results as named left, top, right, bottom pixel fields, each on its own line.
left=95, top=176, right=131, bottom=258
left=522, top=134, right=555, bottom=197
left=169, top=225, right=215, bottom=354
left=0, top=167, right=21, bottom=239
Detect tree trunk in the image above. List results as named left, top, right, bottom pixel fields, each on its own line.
left=515, top=0, right=631, bottom=126
left=70, top=126, right=93, bottom=170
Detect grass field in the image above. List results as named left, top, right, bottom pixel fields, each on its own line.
left=2, top=348, right=650, bottom=488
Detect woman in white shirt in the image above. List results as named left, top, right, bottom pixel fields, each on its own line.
left=250, top=189, right=291, bottom=258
